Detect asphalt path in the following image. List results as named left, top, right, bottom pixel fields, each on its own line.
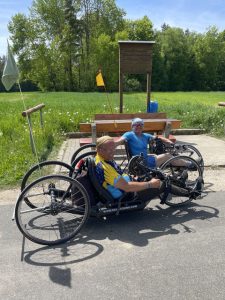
left=1, top=191, right=225, bottom=300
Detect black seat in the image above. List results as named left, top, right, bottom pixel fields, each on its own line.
left=124, top=139, right=132, bottom=161
left=87, top=157, right=130, bottom=207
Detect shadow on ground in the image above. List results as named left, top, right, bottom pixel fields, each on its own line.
left=21, top=201, right=218, bottom=287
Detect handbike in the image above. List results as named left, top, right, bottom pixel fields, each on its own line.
left=15, top=154, right=204, bottom=246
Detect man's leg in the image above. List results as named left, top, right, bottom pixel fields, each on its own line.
left=137, top=181, right=165, bottom=202
left=156, top=153, right=194, bottom=168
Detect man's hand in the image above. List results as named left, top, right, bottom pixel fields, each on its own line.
left=148, top=178, right=161, bottom=189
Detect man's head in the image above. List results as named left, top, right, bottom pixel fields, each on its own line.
left=131, top=117, right=144, bottom=134
left=96, top=136, right=115, bottom=160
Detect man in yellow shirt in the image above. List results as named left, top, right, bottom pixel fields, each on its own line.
left=95, top=136, right=163, bottom=200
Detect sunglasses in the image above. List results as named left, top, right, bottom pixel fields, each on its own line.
left=132, top=123, right=144, bottom=127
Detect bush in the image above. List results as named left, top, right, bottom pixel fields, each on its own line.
left=124, top=78, right=142, bottom=92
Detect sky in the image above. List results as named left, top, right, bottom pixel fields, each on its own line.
left=1, top=0, right=225, bottom=56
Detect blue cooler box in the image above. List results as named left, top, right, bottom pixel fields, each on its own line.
left=147, top=100, right=158, bottom=113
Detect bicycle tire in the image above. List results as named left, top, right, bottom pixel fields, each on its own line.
left=15, top=174, right=90, bottom=245
left=177, top=144, right=204, bottom=173
left=70, top=143, right=96, bottom=164
left=70, top=150, right=97, bottom=176
left=21, top=160, right=74, bottom=209
left=160, top=155, right=202, bottom=207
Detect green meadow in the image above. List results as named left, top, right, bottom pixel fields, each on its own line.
left=0, top=91, right=225, bottom=187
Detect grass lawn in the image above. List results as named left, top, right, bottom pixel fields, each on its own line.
left=0, top=91, right=224, bottom=188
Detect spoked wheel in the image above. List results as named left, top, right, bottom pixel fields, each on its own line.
left=70, top=150, right=96, bottom=173
left=128, top=155, right=148, bottom=177
left=174, top=144, right=204, bottom=173
left=15, top=175, right=90, bottom=245
left=160, top=155, right=203, bottom=207
left=21, top=161, right=74, bottom=209
left=70, top=143, right=96, bottom=165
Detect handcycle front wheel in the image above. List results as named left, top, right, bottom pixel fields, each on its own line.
left=15, top=174, right=90, bottom=246
left=160, top=155, right=203, bottom=207
left=175, top=144, right=204, bottom=173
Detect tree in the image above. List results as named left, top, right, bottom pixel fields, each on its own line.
left=193, top=26, right=223, bottom=90
left=156, top=27, right=193, bottom=91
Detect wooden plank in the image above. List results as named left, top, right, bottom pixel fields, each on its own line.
left=135, top=112, right=167, bottom=119
left=80, top=134, right=177, bottom=145
left=80, top=119, right=181, bottom=133
left=95, top=113, right=134, bottom=120
left=94, top=112, right=167, bottom=120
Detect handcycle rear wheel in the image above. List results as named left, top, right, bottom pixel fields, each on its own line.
left=70, top=143, right=96, bottom=164
left=15, top=175, right=90, bottom=245
left=160, top=155, right=202, bottom=207
left=21, top=161, right=74, bottom=209
left=70, top=150, right=97, bottom=172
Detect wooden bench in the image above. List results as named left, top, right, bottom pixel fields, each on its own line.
left=79, top=113, right=181, bottom=144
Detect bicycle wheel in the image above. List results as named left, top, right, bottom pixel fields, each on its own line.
left=15, top=175, right=90, bottom=245
left=175, top=144, right=204, bottom=173
left=70, top=150, right=96, bottom=173
left=70, top=143, right=96, bottom=164
left=160, top=155, right=202, bottom=207
left=21, top=161, right=74, bottom=209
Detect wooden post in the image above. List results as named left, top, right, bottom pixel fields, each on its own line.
left=22, top=103, right=45, bottom=154
left=28, top=115, right=35, bottom=154
left=147, top=72, right=151, bottom=112
left=91, top=123, right=97, bottom=144
left=119, top=72, right=123, bottom=113
left=22, top=103, right=45, bottom=117
left=40, top=109, right=44, bottom=128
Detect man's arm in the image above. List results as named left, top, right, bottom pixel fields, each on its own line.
left=157, top=136, right=173, bottom=144
left=115, top=176, right=161, bottom=193
left=114, top=136, right=126, bottom=147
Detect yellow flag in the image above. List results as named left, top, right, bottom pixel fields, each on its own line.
left=96, top=71, right=105, bottom=87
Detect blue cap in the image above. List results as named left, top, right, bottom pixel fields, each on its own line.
left=131, top=118, right=144, bottom=127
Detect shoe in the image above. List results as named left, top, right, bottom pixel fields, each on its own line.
left=176, top=170, right=188, bottom=188
left=190, top=176, right=204, bottom=199
left=180, top=170, right=188, bottom=181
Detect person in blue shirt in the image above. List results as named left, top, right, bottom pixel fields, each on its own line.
left=115, top=117, right=175, bottom=168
